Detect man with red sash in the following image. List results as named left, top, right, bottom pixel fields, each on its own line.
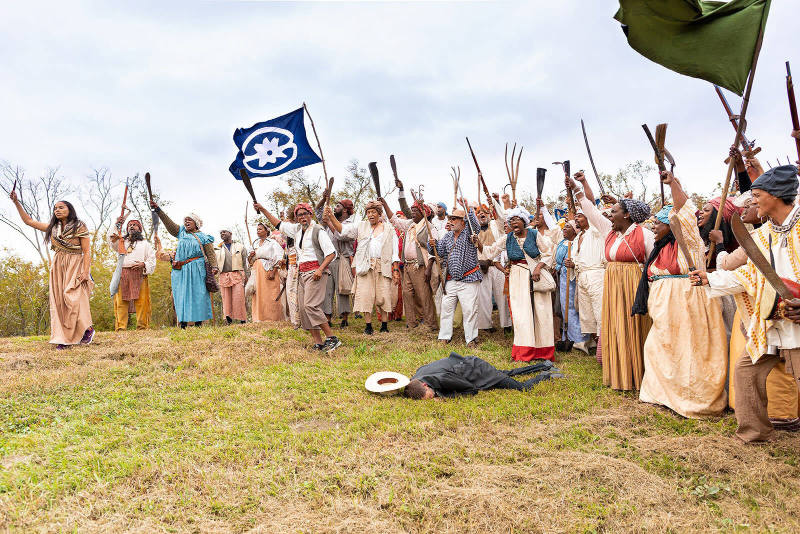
left=253, top=201, right=340, bottom=352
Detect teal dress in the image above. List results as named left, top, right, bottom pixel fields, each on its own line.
left=172, top=226, right=214, bottom=322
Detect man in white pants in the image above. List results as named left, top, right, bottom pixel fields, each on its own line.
left=429, top=200, right=483, bottom=347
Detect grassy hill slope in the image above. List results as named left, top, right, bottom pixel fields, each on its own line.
left=1, top=321, right=799, bottom=532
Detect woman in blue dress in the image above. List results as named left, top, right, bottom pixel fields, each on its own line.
left=555, top=220, right=590, bottom=353
left=150, top=200, right=218, bottom=328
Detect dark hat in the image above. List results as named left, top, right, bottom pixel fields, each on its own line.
left=751, top=165, right=799, bottom=201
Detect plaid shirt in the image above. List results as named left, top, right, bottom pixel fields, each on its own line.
left=429, top=208, right=483, bottom=283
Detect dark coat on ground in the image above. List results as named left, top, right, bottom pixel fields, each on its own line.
left=411, top=352, right=510, bottom=397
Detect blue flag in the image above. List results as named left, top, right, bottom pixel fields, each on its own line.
left=229, top=107, right=322, bottom=179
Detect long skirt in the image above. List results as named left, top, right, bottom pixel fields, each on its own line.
left=729, top=310, right=799, bottom=421
left=252, top=260, right=284, bottom=322
left=639, top=278, right=728, bottom=417
left=353, top=264, right=394, bottom=316
left=601, top=262, right=651, bottom=390
left=171, top=259, right=212, bottom=323
left=559, top=268, right=589, bottom=344
left=508, top=264, right=555, bottom=361
left=49, top=251, right=93, bottom=345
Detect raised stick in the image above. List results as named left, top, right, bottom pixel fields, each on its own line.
left=707, top=24, right=766, bottom=267
left=302, top=102, right=327, bottom=183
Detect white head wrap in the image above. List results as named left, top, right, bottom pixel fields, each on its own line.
left=220, top=227, right=232, bottom=233
left=506, top=206, right=531, bottom=223
left=733, top=191, right=752, bottom=208
left=187, top=212, right=203, bottom=228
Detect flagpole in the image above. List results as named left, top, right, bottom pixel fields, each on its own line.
left=302, top=102, right=328, bottom=184
left=707, top=23, right=766, bottom=267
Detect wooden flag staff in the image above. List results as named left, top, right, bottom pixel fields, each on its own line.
left=707, top=25, right=765, bottom=267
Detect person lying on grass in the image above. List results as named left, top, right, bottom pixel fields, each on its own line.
left=404, top=352, right=563, bottom=400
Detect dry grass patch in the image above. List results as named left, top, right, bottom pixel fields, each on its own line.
left=1, top=320, right=799, bottom=532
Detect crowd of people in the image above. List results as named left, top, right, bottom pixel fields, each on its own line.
left=7, top=128, right=800, bottom=443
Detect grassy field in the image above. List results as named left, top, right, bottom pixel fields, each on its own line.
left=1, top=318, right=800, bottom=533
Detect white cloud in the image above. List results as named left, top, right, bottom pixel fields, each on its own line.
left=0, top=0, right=797, bottom=258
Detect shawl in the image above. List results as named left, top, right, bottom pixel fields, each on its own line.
left=51, top=221, right=89, bottom=254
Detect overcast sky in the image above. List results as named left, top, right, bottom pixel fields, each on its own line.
left=1, top=1, right=797, bottom=257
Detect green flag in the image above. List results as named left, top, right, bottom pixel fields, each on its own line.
left=614, top=0, right=770, bottom=95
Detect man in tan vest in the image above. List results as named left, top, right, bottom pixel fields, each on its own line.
left=215, top=228, right=250, bottom=324
left=380, top=194, right=438, bottom=332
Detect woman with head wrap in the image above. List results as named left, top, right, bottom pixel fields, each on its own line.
left=149, top=200, right=218, bottom=328
left=634, top=172, right=728, bottom=417
left=479, top=205, right=557, bottom=361
left=555, top=220, right=591, bottom=353
left=247, top=222, right=286, bottom=322
left=693, top=165, right=800, bottom=442
left=569, top=175, right=654, bottom=391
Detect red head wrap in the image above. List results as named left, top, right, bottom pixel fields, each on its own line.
left=338, top=198, right=354, bottom=213
left=707, top=196, right=738, bottom=221
left=412, top=200, right=433, bottom=218
left=294, top=202, right=313, bottom=217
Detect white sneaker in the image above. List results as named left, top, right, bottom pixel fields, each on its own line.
left=573, top=341, right=589, bottom=355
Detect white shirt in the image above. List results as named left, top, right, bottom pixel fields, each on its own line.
left=365, top=224, right=400, bottom=261
left=107, top=227, right=156, bottom=275
left=431, top=216, right=448, bottom=236
left=280, top=221, right=336, bottom=264
left=707, top=205, right=800, bottom=349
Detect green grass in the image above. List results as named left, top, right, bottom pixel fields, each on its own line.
left=1, top=319, right=800, bottom=532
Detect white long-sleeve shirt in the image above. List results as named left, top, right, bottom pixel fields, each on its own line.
left=107, top=227, right=156, bottom=275
left=706, top=205, right=800, bottom=350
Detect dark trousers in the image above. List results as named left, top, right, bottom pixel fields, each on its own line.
left=493, top=361, right=554, bottom=391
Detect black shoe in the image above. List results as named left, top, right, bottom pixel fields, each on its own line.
left=323, top=336, right=342, bottom=352
left=225, top=316, right=232, bottom=325
left=340, top=319, right=349, bottom=328
left=486, top=327, right=497, bottom=333
left=354, top=313, right=363, bottom=319
left=379, top=322, right=389, bottom=333
left=194, top=322, right=203, bottom=328
left=503, top=326, right=512, bottom=334
left=364, top=323, right=374, bottom=335
left=312, top=343, right=325, bottom=351
left=180, top=322, right=187, bottom=329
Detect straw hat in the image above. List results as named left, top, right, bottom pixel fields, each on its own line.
left=364, top=371, right=410, bottom=395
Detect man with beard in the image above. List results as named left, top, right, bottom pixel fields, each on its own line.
left=215, top=228, right=250, bottom=325
left=108, top=217, right=156, bottom=330
left=379, top=187, right=438, bottom=332
left=254, top=201, right=341, bottom=352
left=319, top=197, right=356, bottom=328
left=431, top=202, right=449, bottom=236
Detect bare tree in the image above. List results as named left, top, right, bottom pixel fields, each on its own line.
left=0, top=163, right=74, bottom=264
left=333, top=159, right=375, bottom=218
left=80, top=167, right=123, bottom=256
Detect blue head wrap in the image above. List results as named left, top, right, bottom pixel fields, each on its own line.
left=437, top=202, right=447, bottom=213
left=655, top=205, right=672, bottom=225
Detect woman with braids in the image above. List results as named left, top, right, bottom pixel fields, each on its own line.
left=9, top=192, right=94, bottom=348
left=635, top=172, right=728, bottom=417
left=570, top=176, right=653, bottom=391
left=149, top=199, right=218, bottom=328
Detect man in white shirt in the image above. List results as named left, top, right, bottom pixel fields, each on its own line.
left=253, top=201, right=340, bottom=352
left=693, top=165, right=800, bottom=442
left=108, top=217, right=156, bottom=330
left=337, top=200, right=401, bottom=334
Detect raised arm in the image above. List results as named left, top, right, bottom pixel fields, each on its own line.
left=149, top=200, right=180, bottom=237
left=253, top=201, right=281, bottom=228
left=574, top=171, right=595, bottom=204
left=9, top=191, right=48, bottom=231
left=569, top=176, right=612, bottom=236
left=662, top=171, right=687, bottom=211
